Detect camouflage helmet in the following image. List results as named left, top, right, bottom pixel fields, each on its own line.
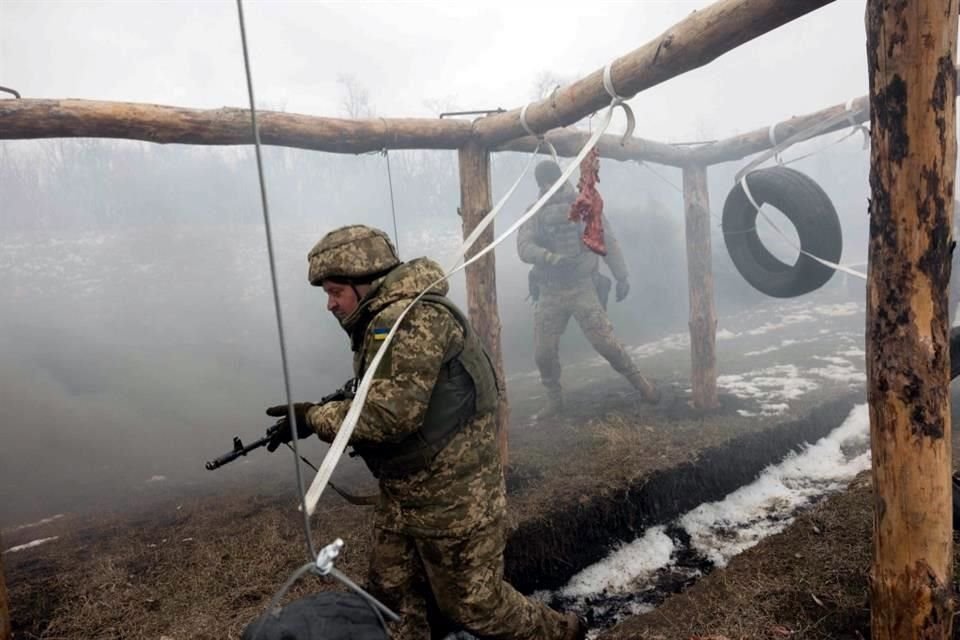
left=534, top=160, right=563, bottom=188
left=307, top=224, right=400, bottom=286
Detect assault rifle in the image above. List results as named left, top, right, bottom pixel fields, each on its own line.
left=205, top=381, right=356, bottom=471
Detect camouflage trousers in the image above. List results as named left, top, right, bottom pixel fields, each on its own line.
left=534, top=281, right=643, bottom=392
left=366, top=519, right=573, bottom=640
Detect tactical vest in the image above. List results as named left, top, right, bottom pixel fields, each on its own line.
left=352, top=293, right=500, bottom=479
left=534, top=201, right=600, bottom=285
left=539, top=201, right=584, bottom=257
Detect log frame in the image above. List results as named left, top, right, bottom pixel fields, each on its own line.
left=457, top=142, right=510, bottom=466
left=865, top=1, right=957, bottom=638
left=471, top=0, right=835, bottom=145
left=682, top=163, right=720, bottom=410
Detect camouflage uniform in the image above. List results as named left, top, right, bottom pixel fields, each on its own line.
left=303, top=225, right=579, bottom=640
left=517, top=184, right=659, bottom=411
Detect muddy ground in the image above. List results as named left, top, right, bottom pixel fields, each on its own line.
left=5, top=293, right=953, bottom=639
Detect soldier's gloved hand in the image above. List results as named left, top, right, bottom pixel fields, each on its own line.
left=544, top=252, right=574, bottom=267
left=615, top=279, right=630, bottom=302
left=264, top=402, right=315, bottom=452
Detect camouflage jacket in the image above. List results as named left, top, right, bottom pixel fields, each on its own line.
left=517, top=182, right=629, bottom=287
left=307, top=258, right=506, bottom=537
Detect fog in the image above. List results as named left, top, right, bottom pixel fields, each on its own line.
left=0, top=125, right=873, bottom=525
left=0, top=0, right=879, bottom=525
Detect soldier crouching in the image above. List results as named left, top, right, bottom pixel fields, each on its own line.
left=266, top=224, right=585, bottom=639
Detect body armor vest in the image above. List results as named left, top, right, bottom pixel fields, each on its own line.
left=351, top=294, right=500, bottom=479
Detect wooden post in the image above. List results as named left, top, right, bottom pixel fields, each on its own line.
left=866, top=1, right=957, bottom=638
left=682, top=164, right=720, bottom=410
left=458, top=142, right=510, bottom=466
left=1, top=534, right=10, bottom=640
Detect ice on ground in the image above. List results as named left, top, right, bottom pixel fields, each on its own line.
left=3, top=536, right=59, bottom=554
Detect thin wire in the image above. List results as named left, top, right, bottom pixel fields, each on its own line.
left=636, top=160, right=682, bottom=194
left=235, top=0, right=316, bottom=560
left=384, top=149, right=401, bottom=254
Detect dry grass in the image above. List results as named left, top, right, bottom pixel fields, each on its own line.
left=7, top=381, right=864, bottom=640
left=8, top=494, right=375, bottom=639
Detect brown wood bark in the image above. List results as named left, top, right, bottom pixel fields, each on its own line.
left=0, top=99, right=694, bottom=165
left=866, top=1, right=957, bottom=638
left=0, top=534, right=10, bottom=640
left=0, top=99, right=474, bottom=154
left=682, top=164, right=720, bottom=410
left=472, top=0, right=835, bottom=146
left=457, top=142, right=509, bottom=466
left=498, top=127, right=691, bottom=166
left=691, top=67, right=960, bottom=166
left=0, top=1, right=835, bottom=163
left=692, top=94, right=871, bottom=166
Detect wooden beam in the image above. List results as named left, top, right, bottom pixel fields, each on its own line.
left=0, top=98, right=697, bottom=165
left=498, top=127, right=692, bottom=167
left=0, top=0, right=834, bottom=162
left=682, top=164, right=719, bottom=410
left=0, top=99, right=473, bottom=154
left=458, top=142, right=510, bottom=466
left=472, top=0, right=835, bottom=146
left=690, top=95, right=869, bottom=166
left=865, top=1, right=956, bottom=638
left=691, top=67, right=960, bottom=166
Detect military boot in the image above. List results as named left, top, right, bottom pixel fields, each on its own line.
left=534, top=388, right=564, bottom=420
left=627, top=371, right=661, bottom=405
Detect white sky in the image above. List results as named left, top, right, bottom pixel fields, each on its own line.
left=1, top=0, right=869, bottom=143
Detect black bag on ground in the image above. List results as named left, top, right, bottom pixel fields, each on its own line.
left=242, top=592, right=388, bottom=640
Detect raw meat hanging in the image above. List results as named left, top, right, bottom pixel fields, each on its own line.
left=568, top=147, right=606, bottom=255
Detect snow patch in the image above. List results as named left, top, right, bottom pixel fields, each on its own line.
left=682, top=404, right=870, bottom=566
left=813, top=303, right=861, bottom=317
left=4, top=536, right=59, bottom=554
left=5, top=514, right=64, bottom=533
left=561, top=526, right=676, bottom=598
left=553, top=404, right=870, bottom=622
left=717, top=365, right=820, bottom=405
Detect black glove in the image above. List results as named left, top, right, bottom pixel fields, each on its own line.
left=615, top=279, right=630, bottom=302
left=265, top=402, right=315, bottom=452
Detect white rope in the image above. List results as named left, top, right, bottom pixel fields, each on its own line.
left=520, top=103, right=560, bottom=164
left=844, top=97, right=870, bottom=149
left=234, top=0, right=316, bottom=559
left=303, top=99, right=624, bottom=515
left=602, top=61, right=636, bottom=145
left=738, top=174, right=867, bottom=280
left=519, top=103, right=537, bottom=138
left=768, top=123, right=783, bottom=164
left=735, top=106, right=870, bottom=184
left=603, top=62, right=626, bottom=102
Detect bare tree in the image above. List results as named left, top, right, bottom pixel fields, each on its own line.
left=336, top=73, right=374, bottom=119
left=530, top=70, right=568, bottom=101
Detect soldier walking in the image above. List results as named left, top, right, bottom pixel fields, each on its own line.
left=517, top=160, right=660, bottom=418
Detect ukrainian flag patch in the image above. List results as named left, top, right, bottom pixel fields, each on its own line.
left=372, top=327, right=389, bottom=341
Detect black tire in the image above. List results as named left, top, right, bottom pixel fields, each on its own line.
left=242, top=592, right=389, bottom=640
left=722, top=166, right=843, bottom=298
left=953, top=471, right=960, bottom=530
